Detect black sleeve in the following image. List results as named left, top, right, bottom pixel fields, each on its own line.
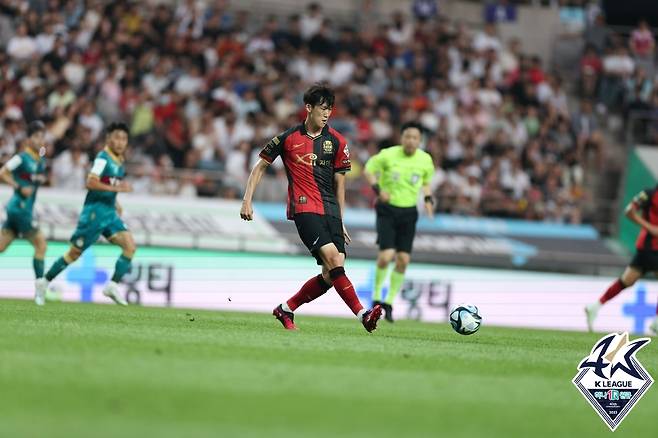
left=259, top=132, right=286, bottom=164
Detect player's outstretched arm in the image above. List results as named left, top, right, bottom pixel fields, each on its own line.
left=240, top=158, right=270, bottom=221
left=86, top=175, right=132, bottom=193
left=625, top=200, right=658, bottom=236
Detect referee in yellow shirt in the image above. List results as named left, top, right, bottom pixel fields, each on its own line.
left=364, top=122, right=435, bottom=322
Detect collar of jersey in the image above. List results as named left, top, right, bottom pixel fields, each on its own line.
left=25, top=147, right=41, bottom=161
left=300, top=122, right=329, bottom=139
left=104, top=147, right=124, bottom=163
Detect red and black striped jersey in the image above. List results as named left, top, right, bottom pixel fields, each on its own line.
left=632, top=185, right=658, bottom=251
left=259, top=123, right=351, bottom=220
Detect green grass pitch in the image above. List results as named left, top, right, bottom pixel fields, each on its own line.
left=1, top=299, right=655, bottom=438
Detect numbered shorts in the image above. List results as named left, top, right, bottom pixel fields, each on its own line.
left=70, top=206, right=128, bottom=251
left=2, top=208, right=39, bottom=237
left=294, top=213, right=346, bottom=265
left=630, top=250, right=658, bottom=274
left=375, top=203, right=419, bottom=253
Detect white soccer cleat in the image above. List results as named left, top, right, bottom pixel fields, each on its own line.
left=34, top=278, right=48, bottom=306
left=584, top=303, right=600, bottom=333
left=102, top=281, right=128, bottom=306
left=650, top=319, right=658, bottom=336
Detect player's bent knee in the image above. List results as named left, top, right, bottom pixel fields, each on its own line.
left=67, top=248, right=82, bottom=262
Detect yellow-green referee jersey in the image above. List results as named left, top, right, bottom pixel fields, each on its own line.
left=364, top=145, right=435, bottom=208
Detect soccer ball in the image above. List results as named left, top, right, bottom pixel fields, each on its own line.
left=449, top=304, right=482, bottom=335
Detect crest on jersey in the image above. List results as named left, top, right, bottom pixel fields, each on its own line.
left=323, top=140, right=333, bottom=154
left=573, top=332, right=653, bottom=431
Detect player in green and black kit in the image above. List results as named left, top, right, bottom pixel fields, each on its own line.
left=364, top=122, right=435, bottom=322
left=38, top=122, right=136, bottom=306
left=0, top=121, right=48, bottom=305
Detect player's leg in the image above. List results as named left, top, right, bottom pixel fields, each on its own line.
left=373, top=205, right=396, bottom=305
left=45, top=246, right=82, bottom=282
left=27, top=230, right=47, bottom=279
left=103, top=230, right=136, bottom=306
left=0, top=227, right=16, bottom=253
left=44, top=209, right=97, bottom=283
left=318, top=243, right=382, bottom=332
left=273, top=214, right=334, bottom=329
left=26, top=230, right=48, bottom=305
left=381, top=207, right=417, bottom=321
left=382, top=251, right=411, bottom=322
left=281, top=268, right=333, bottom=313
left=373, top=250, right=395, bottom=304
left=585, top=264, right=642, bottom=332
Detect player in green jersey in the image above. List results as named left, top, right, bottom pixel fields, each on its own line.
left=0, top=121, right=49, bottom=305
left=38, top=122, right=136, bottom=306
left=364, top=122, right=435, bottom=322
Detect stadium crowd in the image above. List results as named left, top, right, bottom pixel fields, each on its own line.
left=1, top=0, right=640, bottom=224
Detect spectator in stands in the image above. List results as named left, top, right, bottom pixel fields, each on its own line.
left=629, top=19, right=655, bottom=76
left=583, top=12, right=611, bottom=55
left=51, top=144, right=88, bottom=191
left=0, top=0, right=594, bottom=225
left=599, top=45, right=635, bottom=110
left=579, top=44, right=602, bottom=100
left=572, top=99, right=605, bottom=169
left=300, top=3, right=323, bottom=41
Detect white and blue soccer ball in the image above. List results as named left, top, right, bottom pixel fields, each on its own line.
left=449, top=304, right=482, bottom=335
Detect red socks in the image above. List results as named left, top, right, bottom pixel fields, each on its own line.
left=286, top=268, right=364, bottom=317
left=599, top=279, right=627, bottom=305
left=287, top=274, right=332, bottom=312
left=329, top=267, right=364, bottom=316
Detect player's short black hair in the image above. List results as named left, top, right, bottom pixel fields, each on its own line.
left=303, top=84, right=335, bottom=108
left=400, top=121, right=424, bottom=135
left=27, top=120, right=45, bottom=137
left=105, top=122, right=130, bottom=136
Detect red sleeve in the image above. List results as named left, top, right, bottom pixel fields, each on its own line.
left=333, top=131, right=351, bottom=173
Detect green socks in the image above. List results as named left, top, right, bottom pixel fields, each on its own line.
left=45, top=257, right=69, bottom=281
left=384, top=271, right=406, bottom=305
left=372, top=266, right=388, bottom=301
left=33, top=258, right=44, bottom=279
left=111, top=255, right=132, bottom=282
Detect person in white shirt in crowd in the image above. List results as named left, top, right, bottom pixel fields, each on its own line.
left=51, top=144, right=89, bottom=191
left=300, top=3, right=323, bottom=40
left=7, top=23, right=37, bottom=61
left=599, top=46, right=635, bottom=110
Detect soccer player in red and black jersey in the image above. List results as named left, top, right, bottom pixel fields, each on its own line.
left=240, top=84, right=383, bottom=332
left=586, top=185, right=658, bottom=334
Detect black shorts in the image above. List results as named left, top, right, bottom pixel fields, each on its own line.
left=375, top=203, right=419, bottom=253
left=294, top=213, right=346, bottom=265
left=630, top=250, right=658, bottom=274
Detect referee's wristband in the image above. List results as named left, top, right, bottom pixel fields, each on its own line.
left=371, top=184, right=381, bottom=196
left=424, top=195, right=434, bottom=205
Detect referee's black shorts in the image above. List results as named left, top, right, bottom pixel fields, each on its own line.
left=375, top=202, right=419, bottom=253
left=630, top=250, right=658, bottom=274
left=294, top=213, right=346, bottom=265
